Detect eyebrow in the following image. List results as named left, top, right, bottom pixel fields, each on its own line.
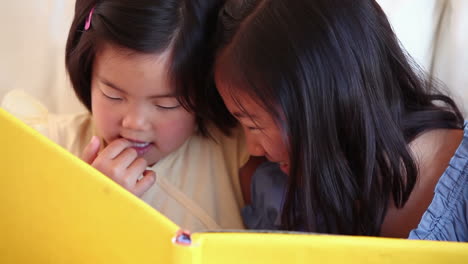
left=99, top=78, right=176, bottom=98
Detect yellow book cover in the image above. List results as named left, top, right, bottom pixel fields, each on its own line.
left=1, top=107, right=467, bottom=264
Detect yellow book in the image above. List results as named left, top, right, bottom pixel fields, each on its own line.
left=0, top=107, right=467, bottom=264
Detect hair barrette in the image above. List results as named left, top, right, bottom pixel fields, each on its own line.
left=84, top=7, right=95, bottom=31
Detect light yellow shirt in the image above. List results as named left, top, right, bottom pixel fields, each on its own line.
left=1, top=90, right=248, bottom=232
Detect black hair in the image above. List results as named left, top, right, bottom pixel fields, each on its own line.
left=66, top=0, right=236, bottom=136
left=215, top=0, right=463, bottom=235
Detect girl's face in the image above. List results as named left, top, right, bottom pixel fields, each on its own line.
left=216, top=81, right=290, bottom=174
left=91, top=44, right=196, bottom=166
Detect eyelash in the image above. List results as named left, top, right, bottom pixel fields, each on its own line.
left=247, top=126, right=264, bottom=131
left=156, top=105, right=180, bottom=111
left=102, top=92, right=122, bottom=101
left=102, top=91, right=179, bottom=110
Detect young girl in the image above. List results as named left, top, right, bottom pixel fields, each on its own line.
left=2, top=0, right=255, bottom=232
left=214, top=0, right=467, bottom=241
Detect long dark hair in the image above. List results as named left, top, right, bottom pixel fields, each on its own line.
left=66, top=0, right=236, bottom=136
left=215, top=0, right=463, bottom=235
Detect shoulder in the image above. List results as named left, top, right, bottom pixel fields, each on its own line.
left=410, top=128, right=465, bottom=191
left=150, top=123, right=248, bottom=229
left=408, top=125, right=468, bottom=241
left=205, top=122, right=245, bottom=146
left=215, top=123, right=248, bottom=158
left=47, top=112, right=93, bottom=155
left=382, top=127, right=465, bottom=237
left=197, top=123, right=249, bottom=167
left=1, top=89, right=93, bottom=156
left=1, top=89, right=49, bottom=132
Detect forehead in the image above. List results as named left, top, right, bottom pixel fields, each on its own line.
left=216, top=80, right=268, bottom=121
left=215, top=58, right=281, bottom=124
left=93, top=44, right=173, bottom=94
left=214, top=58, right=264, bottom=110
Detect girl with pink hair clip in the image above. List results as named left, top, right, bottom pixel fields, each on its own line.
left=3, top=0, right=260, bottom=232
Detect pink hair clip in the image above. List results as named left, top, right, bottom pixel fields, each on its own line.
left=84, top=7, right=95, bottom=31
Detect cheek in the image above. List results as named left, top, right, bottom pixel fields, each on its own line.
left=265, top=131, right=289, bottom=161
left=154, top=111, right=196, bottom=148
left=276, top=140, right=289, bottom=161
left=91, top=93, right=120, bottom=135
left=91, top=87, right=106, bottom=117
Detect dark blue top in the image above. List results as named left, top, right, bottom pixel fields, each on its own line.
left=241, top=162, right=286, bottom=230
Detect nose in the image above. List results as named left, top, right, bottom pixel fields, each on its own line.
left=244, top=130, right=265, bottom=157
left=121, top=105, right=151, bottom=131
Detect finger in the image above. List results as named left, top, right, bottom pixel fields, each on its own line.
left=81, top=136, right=101, bottom=164
left=126, top=157, right=148, bottom=183
left=134, top=170, right=156, bottom=197
left=98, top=138, right=133, bottom=160
left=112, top=147, right=138, bottom=169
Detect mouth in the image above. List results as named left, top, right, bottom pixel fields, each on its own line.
left=130, top=141, right=151, bottom=148
left=125, top=138, right=153, bottom=155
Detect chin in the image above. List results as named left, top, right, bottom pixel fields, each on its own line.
left=143, top=151, right=164, bottom=167
left=144, top=156, right=159, bottom=167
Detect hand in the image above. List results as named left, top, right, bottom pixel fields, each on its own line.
left=81, top=136, right=156, bottom=197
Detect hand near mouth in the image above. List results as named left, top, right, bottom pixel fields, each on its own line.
left=81, top=136, right=156, bottom=197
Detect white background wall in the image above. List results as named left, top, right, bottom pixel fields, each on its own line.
left=0, top=0, right=84, bottom=114
left=378, top=0, right=468, bottom=113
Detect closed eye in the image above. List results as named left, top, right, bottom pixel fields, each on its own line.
left=246, top=126, right=264, bottom=131
left=101, top=91, right=122, bottom=100
left=156, top=105, right=180, bottom=110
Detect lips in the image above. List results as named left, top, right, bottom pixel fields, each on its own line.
left=130, top=141, right=150, bottom=148
left=125, top=138, right=152, bottom=155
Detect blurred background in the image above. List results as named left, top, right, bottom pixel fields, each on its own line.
left=0, top=0, right=467, bottom=114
